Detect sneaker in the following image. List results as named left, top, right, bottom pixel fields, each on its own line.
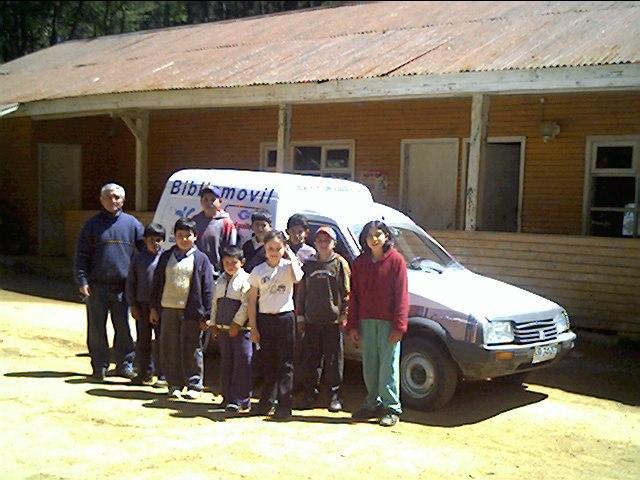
left=117, top=366, right=136, bottom=380
left=225, top=403, right=240, bottom=415
left=328, top=398, right=343, bottom=413
left=154, top=378, right=168, bottom=388
left=379, top=413, right=400, bottom=427
left=183, top=389, right=202, bottom=400
left=168, top=388, right=182, bottom=399
left=351, top=404, right=384, bottom=420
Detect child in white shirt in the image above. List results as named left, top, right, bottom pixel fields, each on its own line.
left=248, top=231, right=304, bottom=420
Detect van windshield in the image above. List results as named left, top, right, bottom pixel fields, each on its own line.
left=349, top=224, right=461, bottom=273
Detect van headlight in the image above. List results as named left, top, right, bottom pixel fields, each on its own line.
left=555, top=310, right=570, bottom=334
left=484, top=321, right=514, bottom=345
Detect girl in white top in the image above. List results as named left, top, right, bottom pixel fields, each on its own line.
left=248, top=230, right=303, bottom=419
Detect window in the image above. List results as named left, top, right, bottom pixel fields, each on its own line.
left=585, top=138, right=640, bottom=237
left=260, top=141, right=354, bottom=179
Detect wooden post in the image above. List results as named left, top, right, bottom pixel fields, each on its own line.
left=465, top=94, right=490, bottom=231
left=276, top=103, right=291, bottom=173
left=120, top=112, right=149, bottom=211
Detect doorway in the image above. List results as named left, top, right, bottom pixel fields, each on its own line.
left=401, top=139, right=459, bottom=230
left=462, top=138, right=525, bottom=232
left=38, top=144, right=81, bottom=255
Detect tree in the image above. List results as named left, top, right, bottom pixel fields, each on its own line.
left=0, top=1, right=349, bottom=63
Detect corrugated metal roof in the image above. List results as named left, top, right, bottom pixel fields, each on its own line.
left=0, top=1, right=638, bottom=104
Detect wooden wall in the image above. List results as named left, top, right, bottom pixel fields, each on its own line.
left=432, top=230, right=640, bottom=336
left=148, top=107, right=278, bottom=206
left=489, top=93, right=640, bottom=235
left=2, top=91, right=640, bottom=255
left=0, top=117, right=36, bottom=243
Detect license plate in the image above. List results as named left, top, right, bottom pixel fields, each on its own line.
left=532, top=344, right=558, bottom=364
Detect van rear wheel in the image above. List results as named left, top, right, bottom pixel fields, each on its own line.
left=400, top=336, right=458, bottom=411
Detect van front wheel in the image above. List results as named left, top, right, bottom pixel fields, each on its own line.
left=400, top=336, right=458, bottom=411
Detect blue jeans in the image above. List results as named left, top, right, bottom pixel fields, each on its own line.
left=86, top=284, right=134, bottom=373
left=360, top=319, right=402, bottom=415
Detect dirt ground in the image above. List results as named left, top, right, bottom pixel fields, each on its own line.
left=1, top=276, right=639, bottom=480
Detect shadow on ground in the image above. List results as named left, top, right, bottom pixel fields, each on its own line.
left=75, top=357, right=548, bottom=428
left=525, top=339, right=640, bottom=406
left=0, top=270, right=79, bottom=303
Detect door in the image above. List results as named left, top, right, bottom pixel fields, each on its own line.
left=38, top=144, right=81, bottom=255
left=403, top=139, right=459, bottom=230
left=477, top=143, right=521, bottom=232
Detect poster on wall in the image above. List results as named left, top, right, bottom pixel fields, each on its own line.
left=360, top=169, right=389, bottom=198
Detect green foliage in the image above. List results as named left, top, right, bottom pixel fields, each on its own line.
left=0, top=0, right=347, bottom=63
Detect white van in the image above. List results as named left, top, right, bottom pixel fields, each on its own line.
left=154, top=169, right=576, bottom=410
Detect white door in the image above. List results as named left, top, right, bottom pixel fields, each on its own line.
left=403, top=139, right=459, bottom=230
left=477, top=143, right=521, bottom=232
left=38, top=144, right=81, bottom=255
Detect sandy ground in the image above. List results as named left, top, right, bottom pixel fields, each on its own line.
left=0, top=284, right=639, bottom=480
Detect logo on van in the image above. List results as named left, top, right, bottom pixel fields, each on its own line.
left=170, top=180, right=275, bottom=205
left=175, top=206, right=196, bottom=218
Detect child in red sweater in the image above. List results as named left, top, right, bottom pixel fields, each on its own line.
left=346, top=220, right=409, bottom=427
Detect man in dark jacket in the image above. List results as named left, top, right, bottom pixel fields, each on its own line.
left=74, top=183, right=144, bottom=381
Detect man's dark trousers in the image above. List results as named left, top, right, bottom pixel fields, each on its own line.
left=86, top=283, right=134, bottom=373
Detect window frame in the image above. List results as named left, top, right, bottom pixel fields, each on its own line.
left=583, top=136, right=640, bottom=237
left=259, top=140, right=355, bottom=179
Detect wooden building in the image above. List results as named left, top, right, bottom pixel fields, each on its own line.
left=1, top=2, right=639, bottom=335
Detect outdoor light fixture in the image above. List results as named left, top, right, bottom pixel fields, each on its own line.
left=539, top=121, right=561, bottom=142
left=538, top=97, right=560, bottom=142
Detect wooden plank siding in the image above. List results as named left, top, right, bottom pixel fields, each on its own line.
left=147, top=107, right=278, bottom=206
left=2, top=91, right=640, bottom=261
left=431, top=230, right=640, bottom=335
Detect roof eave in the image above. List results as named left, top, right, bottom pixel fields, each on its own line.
left=7, top=64, right=640, bottom=120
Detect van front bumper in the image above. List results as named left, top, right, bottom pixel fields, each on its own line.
left=451, top=331, right=576, bottom=380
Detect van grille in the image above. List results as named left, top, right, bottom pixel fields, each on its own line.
left=513, top=319, right=557, bottom=344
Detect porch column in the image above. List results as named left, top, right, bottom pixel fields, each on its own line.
left=120, top=112, right=149, bottom=211
left=276, top=103, right=291, bottom=173
left=465, top=94, right=490, bottom=230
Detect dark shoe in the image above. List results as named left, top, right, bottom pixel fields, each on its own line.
left=295, top=396, right=316, bottom=410
left=90, top=368, right=106, bottom=381
left=239, top=403, right=252, bottom=414
left=273, top=408, right=292, bottom=421
left=117, top=366, right=136, bottom=380
left=225, top=403, right=240, bottom=415
left=351, top=404, right=384, bottom=420
left=130, top=375, right=154, bottom=386
left=254, top=402, right=275, bottom=416
left=328, top=398, right=343, bottom=413
left=379, top=413, right=400, bottom=427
